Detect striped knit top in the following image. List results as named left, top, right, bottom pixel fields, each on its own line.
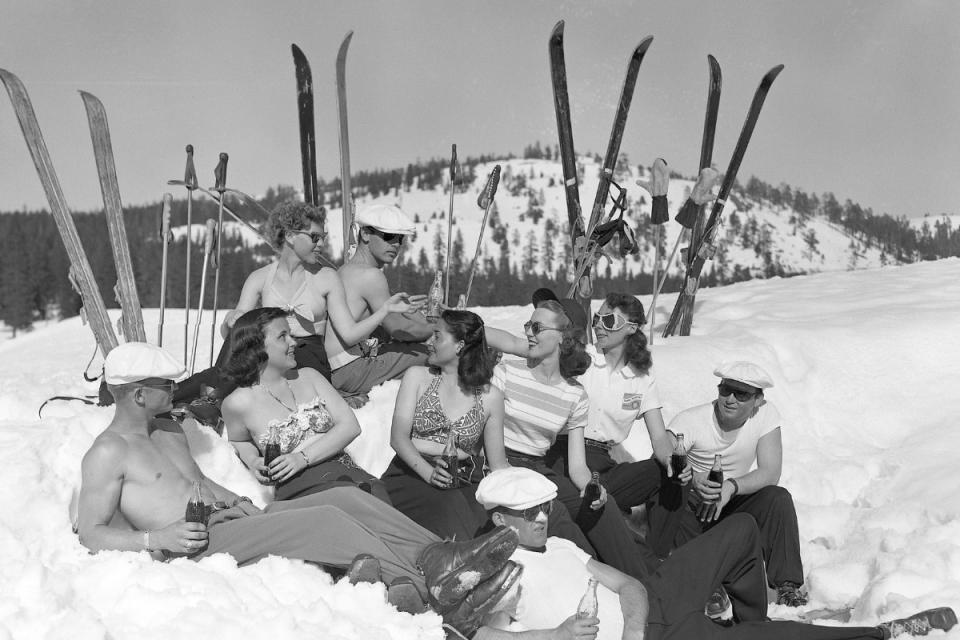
left=492, top=357, right=589, bottom=457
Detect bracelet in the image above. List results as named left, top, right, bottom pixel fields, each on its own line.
left=727, top=478, right=740, bottom=497
left=143, top=530, right=152, bottom=551
left=231, top=496, right=252, bottom=508
left=299, top=450, right=310, bottom=466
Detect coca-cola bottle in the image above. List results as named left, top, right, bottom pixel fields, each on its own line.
left=708, top=453, right=724, bottom=486
left=577, top=471, right=602, bottom=521
left=185, top=480, right=207, bottom=525
left=263, top=425, right=281, bottom=484
left=426, top=270, right=444, bottom=320
left=576, top=577, right=599, bottom=619
left=670, top=434, right=687, bottom=482
left=439, top=430, right=460, bottom=488
left=698, top=453, right=724, bottom=521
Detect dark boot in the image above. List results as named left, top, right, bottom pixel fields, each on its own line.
left=387, top=577, right=428, bottom=614
left=441, top=561, right=522, bottom=638
left=417, top=526, right=518, bottom=611
left=877, top=607, right=957, bottom=638
left=347, top=553, right=382, bottom=585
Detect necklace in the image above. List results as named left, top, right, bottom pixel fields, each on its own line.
left=264, top=378, right=298, bottom=412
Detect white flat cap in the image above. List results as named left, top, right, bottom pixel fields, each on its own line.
left=354, top=203, right=416, bottom=235
left=104, top=342, right=186, bottom=385
left=713, top=360, right=773, bottom=390
left=476, top=467, right=558, bottom=511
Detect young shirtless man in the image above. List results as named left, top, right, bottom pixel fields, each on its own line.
left=77, top=341, right=519, bottom=629
left=326, top=203, right=433, bottom=407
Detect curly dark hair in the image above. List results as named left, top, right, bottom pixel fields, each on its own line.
left=440, top=309, right=495, bottom=389
left=222, top=307, right=289, bottom=387
left=265, top=201, right=326, bottom=249
left=603, top=292, right=652, bottom=376
left=538, top=300, right=590, bottom=379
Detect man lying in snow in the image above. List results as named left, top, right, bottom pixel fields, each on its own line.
left=76, top=342, right=518, bottom=637
left=469, top=467, right=956, bottom=640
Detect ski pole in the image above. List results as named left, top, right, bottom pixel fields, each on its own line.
left=444, top=143, right=457, bottom=305
left=648, top=228, right=685, bottom=338
left=183, top=145, right=198, bottom=363
left=463, top=165, right=501, bottom=307
left=157, top=193, right=173, bottom=347
left=209, top=152, right=228, bottom=367
left=190, top=219, right=217, bottom=375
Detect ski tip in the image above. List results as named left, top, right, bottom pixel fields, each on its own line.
left=634, top=35, right=654, bottom=56
left=186, top=144, right=194, bottom=154
left=291, top=43, right=304, bottom=57
left=550, top=20, right=565, bottom=39
left=707, top=54, right=720, bottom=71
left=765, top=64, right=785, bottom=82
left=339, top=30, right=354, bottom=53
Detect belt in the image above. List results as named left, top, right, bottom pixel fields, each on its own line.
left=584, top=438, right=613, bottom=452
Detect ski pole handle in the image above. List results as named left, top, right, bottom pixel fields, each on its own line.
left=477, top=164, right=501, bottom=209
left=213, top=152, right=229, bottom=193
left=204, top=218, right=217, bottom=255
left=159, top=192, right=172, bottom=240
left=184, top=144, right=198, bottom=189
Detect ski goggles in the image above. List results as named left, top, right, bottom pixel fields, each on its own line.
left=592, top=312, right=636, bottom=332
left=523, top=321, right=562, bottom=336
left=289, top=228, right=327, bottom=244
left=503, top=500, right=553, bottom=522
left=717, top=383, right=759, bottom=402
left=365, top=227, right=406, bottom=244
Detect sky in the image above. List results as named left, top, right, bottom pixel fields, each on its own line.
left=1, top=0, right=958, bottom=219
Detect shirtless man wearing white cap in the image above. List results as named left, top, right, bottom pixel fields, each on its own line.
left=470, top=467, right=955, bottom=640
left=326, top=203, right=432, bottom=407
left=649, top=360, right=807, bottom=607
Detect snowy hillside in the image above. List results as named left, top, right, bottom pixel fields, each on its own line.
left=318, top=156, right=892, bottom=281
left=1, top=260, right=958, bottom=638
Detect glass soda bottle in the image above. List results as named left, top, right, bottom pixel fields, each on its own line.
left=671, top=434, right=687, bottom=482
left=426, top=270, right=444, bottom=320
left=577, top=471, right=602, bottom=521
left=185, top=480, right=207, bottom=525
left=440, top=430, right=460, bottom=488
left=576, top=577, right=599, bottom=619
left=708, top=453, right=724, bottom=487
left=263, top=425, right=281, bottom=485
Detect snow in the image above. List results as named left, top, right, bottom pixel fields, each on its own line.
left=2, top=259, right=960, bottom=638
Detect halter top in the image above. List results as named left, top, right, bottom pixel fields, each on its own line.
left=261, top=262, right=329, bottom=338
left=411, top=374, right=485, bottom=453
left=257, top=396, right=335, bottom=454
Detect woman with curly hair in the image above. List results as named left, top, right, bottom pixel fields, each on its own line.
left=482, top=292, right=661, bottom=581
left=221, top=307, right=390, bottom=503
left=383, top=309, right=508, bottom=539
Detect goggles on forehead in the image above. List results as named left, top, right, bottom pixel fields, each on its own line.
left=592, top=312, right=636, bottom=332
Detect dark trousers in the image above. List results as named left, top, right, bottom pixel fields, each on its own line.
left=645, top=514, right=881, bottom=640
left=382, top=454, right=489, bottom=541
left=648, top=482, right=804, bottom=587
left=506, top=449, right=659, bottom=581
left=549, top=437, right=666, bottom=511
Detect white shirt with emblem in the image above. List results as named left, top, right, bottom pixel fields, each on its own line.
left=578, top=344, right=663, bottom=445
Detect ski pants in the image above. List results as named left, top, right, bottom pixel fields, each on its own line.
left=331, top=341, right=429, bottom=401
left=644, top=514, right=881, bottom=640
left=506, top=449, right=660, bottom=581
left=648, top=482, right=804, bottom=587
left=193, top=487, right=438, bottom=594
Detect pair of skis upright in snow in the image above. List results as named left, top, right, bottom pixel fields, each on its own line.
left=0, top=69, right=145, bottom=358
left=548, top=21, right=783, bottom=336
left=292, top=35, right=355, bottom=258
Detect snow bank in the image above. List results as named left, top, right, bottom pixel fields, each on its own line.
left=1, top=259, right=959, bottom=637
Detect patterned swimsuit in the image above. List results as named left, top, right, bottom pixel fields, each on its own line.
left=257, top=396, right=357, bottom=469
left=411, top=374, right=485, bottom=454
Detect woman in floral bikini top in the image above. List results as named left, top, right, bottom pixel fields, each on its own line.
left=221, top=307, right=389, bottom=503
left=383, top=309, right=508, bottom=540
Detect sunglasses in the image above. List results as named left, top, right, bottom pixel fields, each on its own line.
left=289, top=229, right=326, bottom=244
left=365, top=227, right=406, bottom=244
left=717, top=383, right=757, bottom=402
left=523, top=321, right=562, bottom=336
left=505, top=500, right=553, bottom=522
left=137, top=380, right=179, bottom=393
left=592, top=312, right=637, bottom=332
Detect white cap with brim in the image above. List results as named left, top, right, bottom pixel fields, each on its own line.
left=713, top=360, right=774, bottom=390
left=475, top=467, right=558, bottom=511
left=104, top=342, right=186, bottom=385
left=354, top=203, right=416, bottom=235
